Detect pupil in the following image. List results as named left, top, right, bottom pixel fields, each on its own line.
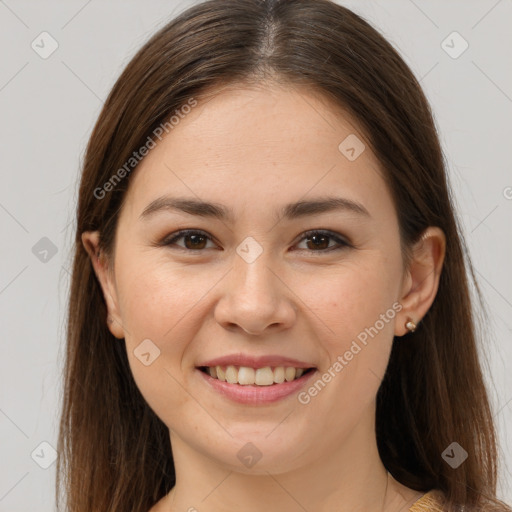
left=308, top=234, right=329, bottom=250
left=184, top=234, right=330, bottom=251
left=186, top=234, right=206, bottom=250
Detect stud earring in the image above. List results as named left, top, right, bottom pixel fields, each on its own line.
left=405, top=319, right=417, bottom=333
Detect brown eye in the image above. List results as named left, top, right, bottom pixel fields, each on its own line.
left=161, top=230, right=215, bottom=251
left=295, top=230, right=350, bottom=253
left=182, top=233, right=208, bottom=250
left=160, top=229, right=350, bottom=254
left=305, top=233, right=330, bottom=250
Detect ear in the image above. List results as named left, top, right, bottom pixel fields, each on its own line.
left=81, top=231, right=125, bottom=339
left=395, top=226, right=446, bottom=336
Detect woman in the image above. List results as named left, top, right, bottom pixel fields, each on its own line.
left=56, top=1, right=512, bottom=511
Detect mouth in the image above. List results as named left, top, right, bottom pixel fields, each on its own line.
left=196, top=365, right=316, bottom=386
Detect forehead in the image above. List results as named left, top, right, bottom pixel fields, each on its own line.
left=121, top=83, right=390, bottom=221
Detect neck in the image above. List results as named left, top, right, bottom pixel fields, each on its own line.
left=163, top=405, right=419, bottom=512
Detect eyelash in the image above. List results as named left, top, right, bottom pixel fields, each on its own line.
left=159, top=229, right=351, bottom=254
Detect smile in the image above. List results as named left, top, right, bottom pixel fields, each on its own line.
left=196, top=365, right=318, bottom=404
left=198, top=365, right=315, bottom=386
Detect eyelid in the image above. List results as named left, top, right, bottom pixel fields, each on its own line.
left=159, top=229, right=218, bottom=250
left=293, top=229, right=351, bottom=252
left=159, top=228, right=352, bottom=253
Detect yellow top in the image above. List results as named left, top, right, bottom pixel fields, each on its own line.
left=409, top=490, right=446, bottom=511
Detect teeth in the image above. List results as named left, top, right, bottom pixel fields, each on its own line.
left=205, top=365, right=310, bottom=385
left=285, top=367, right=296, bottom=382
left=225, top=365, right=238, bottom=384
left=255, top=367, right=274, bottom=386
left=238, top=366, right=255, bottom=385
left=216, top=366, right=226, bottom=381
left=273, top=366, right=285, bottom=384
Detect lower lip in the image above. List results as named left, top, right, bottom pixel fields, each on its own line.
left=196, top=368, right=317, bottom=404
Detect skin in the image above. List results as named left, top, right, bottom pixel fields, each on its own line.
left=83, top=82, right=445, bottom=512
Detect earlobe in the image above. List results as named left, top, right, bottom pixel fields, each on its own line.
left=395, top=227, right=446, bottom=337
left=81, top=231, right=125, bottom=339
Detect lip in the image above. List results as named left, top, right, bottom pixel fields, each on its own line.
left=196, top=367, right=318, bottom=404
left=197, top=354, right=315, bottom=369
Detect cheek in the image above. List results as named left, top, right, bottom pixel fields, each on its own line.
left=116, top=257, right=207, bottom=342
left=112, top=256, right=196, bottom=384
left=310, top=257, right=401, bottom=405
left=116, top=247, right=401, bottom=361
left=114, top=244, right=401, bottom=419
left=112, top=260, right=204, bottom=408
left=316, top=259, right=400, bottom=343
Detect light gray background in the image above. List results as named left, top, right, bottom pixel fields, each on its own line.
left=0, top=1, right=511, bottom=510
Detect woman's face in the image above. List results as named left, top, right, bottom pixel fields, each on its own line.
left=94, top=83, right=415, bottom=473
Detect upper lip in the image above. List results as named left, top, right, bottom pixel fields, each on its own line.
left=197, top=354, right=316, bottom=369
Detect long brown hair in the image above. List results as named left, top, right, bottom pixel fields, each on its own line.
left=56, top=1, right=512, bottom=510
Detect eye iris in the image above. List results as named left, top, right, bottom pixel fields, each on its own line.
left=306, top=233, right=330, bottom=250
left=172, top=231, right=341, bottom=251
left=184, top=234, right=207, bottom=250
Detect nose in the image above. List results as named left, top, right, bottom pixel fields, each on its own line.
left=214, top=253, right=297, bottom=336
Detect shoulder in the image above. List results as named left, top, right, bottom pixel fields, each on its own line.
left=409, top=489, right=446, bottom=512
left=409, top=490, right=512, bottom=512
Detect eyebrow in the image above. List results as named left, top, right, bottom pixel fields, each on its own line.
left=139, top=195, right=371, bottom=223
